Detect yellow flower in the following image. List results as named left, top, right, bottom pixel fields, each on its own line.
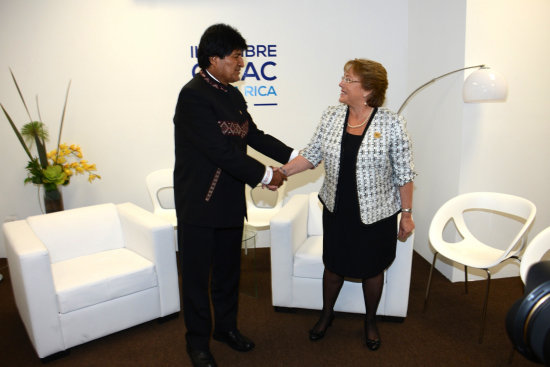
left=374, top=132, right=382, bottom=139
left=44, top=142, right=100, bottom=184
left=88, top=174, right=101, bottom=183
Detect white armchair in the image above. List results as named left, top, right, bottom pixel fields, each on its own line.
left=270, top=192, right=414, bottom=319
left=3, top=202, right=180, bottom=359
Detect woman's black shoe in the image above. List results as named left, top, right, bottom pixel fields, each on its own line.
left=309, top=312, right=335, bottom=341
left=364, top=318, right=381, bottom=351
left=366, top=338, right=381, bottom=351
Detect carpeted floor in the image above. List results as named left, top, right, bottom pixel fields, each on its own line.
left=0, top=249, right=540, bottom=366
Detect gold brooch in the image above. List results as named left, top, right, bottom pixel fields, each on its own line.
left=374, top=132, right=382, bottom=138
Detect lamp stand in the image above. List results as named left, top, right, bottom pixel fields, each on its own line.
left=398, top=64, right=485, bottom=114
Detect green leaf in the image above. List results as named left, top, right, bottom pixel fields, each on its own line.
left=9, top=68, right=33, bottom=121
left=35, top=135, right=49, bottom=168
left=21, top=121, right=50, bottom=167
left=43, top=165, right=67, bottom=185
left=21, top=121, right=49, bottom=142
left=1, top=103, right=34, bottom=161
left=55, top=80, right=71, bottom=163
left=25, top=158, right=45, bottom=185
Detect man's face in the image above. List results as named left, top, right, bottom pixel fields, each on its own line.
left=208, top=49, right=245, bottom=85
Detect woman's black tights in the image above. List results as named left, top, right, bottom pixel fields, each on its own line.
left=311, top=268, right=344, bottom=334
left=311, top=268, right=384, bottom=341
left=362, top=272, right=384, bottom=340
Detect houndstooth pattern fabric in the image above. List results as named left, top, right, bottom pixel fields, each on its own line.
left=300, top=104, right=417, bottom=225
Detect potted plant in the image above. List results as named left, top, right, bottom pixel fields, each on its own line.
left=1, top=69, right=100, bottom=213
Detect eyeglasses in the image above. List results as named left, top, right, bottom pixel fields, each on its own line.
left=341, top=76, right=360, bottom=84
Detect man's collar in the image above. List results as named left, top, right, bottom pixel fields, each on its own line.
left=199, top=70, right=228, bottom=92
left=205, top=69, right=221, bottom=84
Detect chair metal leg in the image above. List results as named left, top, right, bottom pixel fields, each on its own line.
left=464, top=265, right=469, bottom=294
left=423, top=252, right=438, bottom=312
left=478, top=269, right=491, bottom=344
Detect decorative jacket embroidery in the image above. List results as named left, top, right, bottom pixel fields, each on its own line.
left=205, top=168, right=222, bottom=202
left=199, top=70, right=228, bottom=92
left=218, top=120, right=249, bottom=138
left=300, top=104, right=417, bottom=224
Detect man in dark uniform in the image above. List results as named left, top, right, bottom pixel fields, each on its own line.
left=173, top=24, right=294, bottom=367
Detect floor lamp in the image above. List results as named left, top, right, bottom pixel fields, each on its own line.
left=397, top=64, right=508, bottom=114
left=399, top=64, right=507, bottom=344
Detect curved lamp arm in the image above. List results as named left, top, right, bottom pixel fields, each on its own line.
left=397, top=64, right=485, bottom=115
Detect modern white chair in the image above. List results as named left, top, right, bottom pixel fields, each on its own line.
left=3, top=203, right=180, bottom=360
left=520, top=226, right=550, bottom=284
left=424, top=192, right=537, bottom=343
left=146, top=169, right=177, bottom=229
left=270, top=192, right=414, bottom=319
left=244, top=183, right=286, bottom=231
left=146, top=169, right=178, bottom=251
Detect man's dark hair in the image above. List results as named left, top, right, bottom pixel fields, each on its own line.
left=197, top=24, right=247, bottom=70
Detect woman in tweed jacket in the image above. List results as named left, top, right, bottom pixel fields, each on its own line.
left=279, top=59, right=416, bottom=350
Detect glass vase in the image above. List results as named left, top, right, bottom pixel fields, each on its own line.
left=44, top=187, right=64, bottom=213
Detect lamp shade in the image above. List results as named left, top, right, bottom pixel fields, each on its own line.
left=463, top=67, right=508, bottom=103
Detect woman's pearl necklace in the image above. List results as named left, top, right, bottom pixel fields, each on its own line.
left=347, top=109, right=373, bottom=128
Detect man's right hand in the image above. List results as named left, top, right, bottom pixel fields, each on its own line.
left=268, top=169, right=287, bottom=188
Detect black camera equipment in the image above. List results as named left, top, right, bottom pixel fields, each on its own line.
left=506, top=261, right=550, bottom=365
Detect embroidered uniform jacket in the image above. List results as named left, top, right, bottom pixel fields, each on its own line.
left=173, top=71, right=293, bottom=228
left=301, top=104, right=416, bottom=225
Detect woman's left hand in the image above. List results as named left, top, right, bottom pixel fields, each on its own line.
left=398, top=214, right=415, bottom=242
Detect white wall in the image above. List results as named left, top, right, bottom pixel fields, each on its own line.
left=405, top=0, right=467, bottom=279
left=460, top=0, right=550, bottom=279
left=407, top=0, right=550, bottom=281
left=0, top=0, right=408, bottom=256
left=3, top=0, right=548, bottom=283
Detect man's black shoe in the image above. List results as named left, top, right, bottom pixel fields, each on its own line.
left=213, top=330, right=255, bottom=352
left=186, top=345, right=217, bottom=367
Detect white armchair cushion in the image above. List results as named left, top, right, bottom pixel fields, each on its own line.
left=293, top=236, right=324, bottom=278
left=52, top=248, right=158, bottom=314
left=27, top=203, right=124, bottom=263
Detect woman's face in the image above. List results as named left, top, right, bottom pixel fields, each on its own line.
left=338, top=69, right=370, bottom=107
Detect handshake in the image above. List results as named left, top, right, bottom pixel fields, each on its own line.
left=264, top=166, right=288, bottom=191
